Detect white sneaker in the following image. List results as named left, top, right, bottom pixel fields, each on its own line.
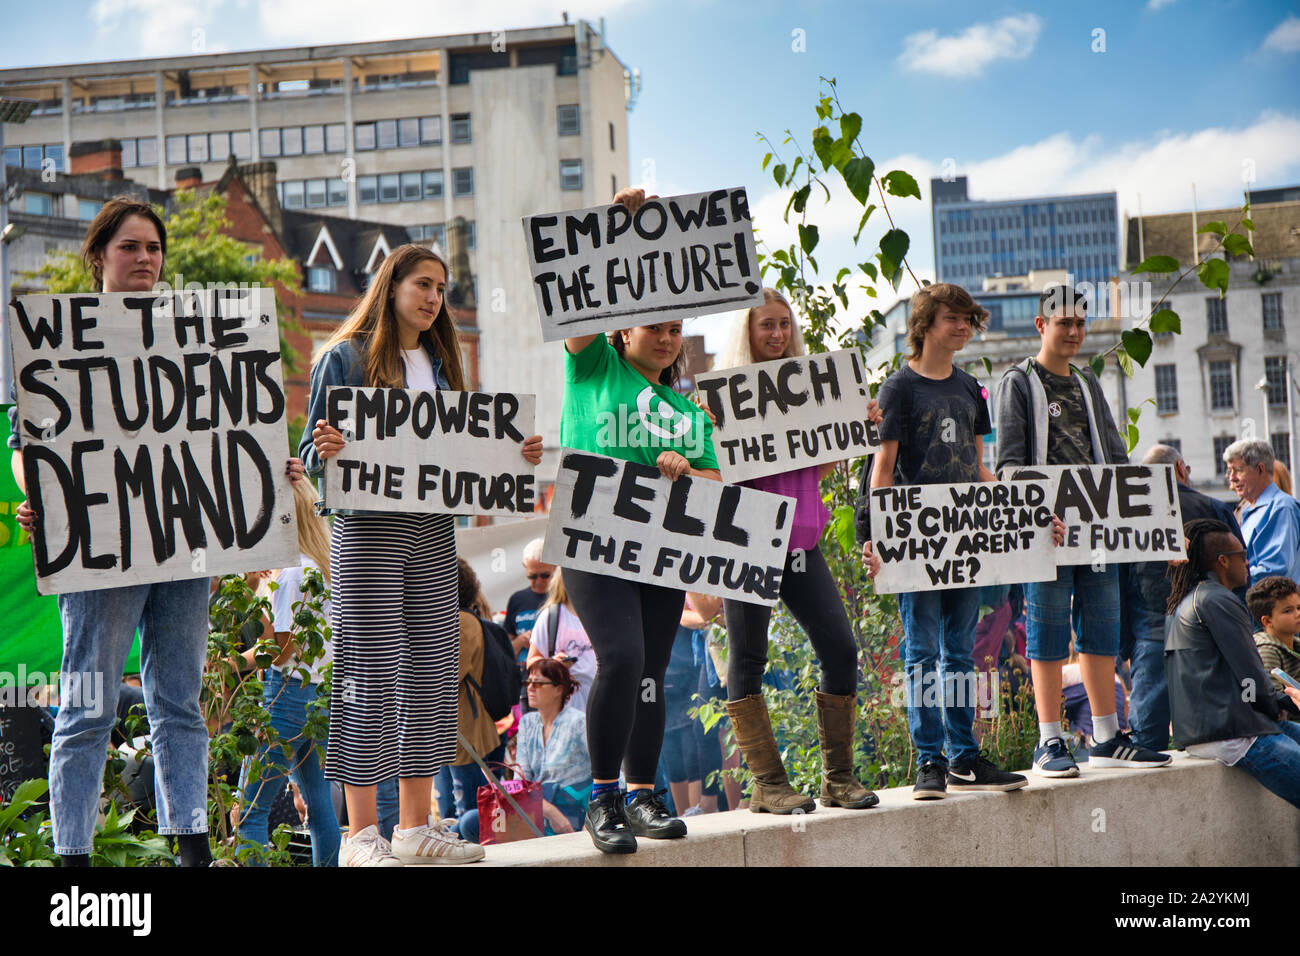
left=390, top=821, right=485, bottom=865
left=340, top=825, right=403, bottom=867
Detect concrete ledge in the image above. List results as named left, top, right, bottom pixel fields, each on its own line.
left=473, top=753, right=1299, bottom=867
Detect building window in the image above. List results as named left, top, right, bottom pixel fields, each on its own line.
left=1208, top=360, right=1234, bottom=411
left=423, top=169, right=444, bottom=199
left=78, top=199, right=102, bottom=220
left=430, top=223, right=447, bottom=248
left=560, top=159, right=582, bottom=191
left=303, top=125, right=325, bottom=154
left=357, top=175, right=377, bottom=204
left=1162, top=438, right=1181, bottom=455
left=376, top=119, right=398, bottom=150
left=187, top=133, right=208, bottom=163
left=324, top=123, right=345, bottom=153
left=1154, top=364, right=1178, bottom=413
left=452, top=167, right=473, bottom=196
left=354, top=123, right=376, bottom=151
left=166, top=135, right=187, bottom=164
left=307, top=266, right=336, bottom=293
left=1262, top=292, right=1283, bottom=332
left=1273, top=433, right=1292, bottom=470
left=327, top=177, right=347, bottom=206
left=281, top=126, right=303, bottom=156
left=121, top=139, right=137, bottom=167
left=209, top=132, right=230, bottom=163
left=450, top=114, right=472, bottom=144
left=1207, top=296, right=1228, bottom=335
left=378, top=173, right=399, bottom=203
left=420, top=116, right=442, bottom=144
left=400, top=171, right=422, bottom=201
left=25, top=193, right=53, bottom=216
left=1265, top=356, right=1288, bottom=406
left=306, top=178, right=327, bottom=208
left=282, top=180, right=304, bottom=209
left=399, top=117, right=420, bottom=147
left=230, top=131, right=251, bottom=159
left=260, top=128, right=281, bottom=158
left=557, top=104, right=580, bottom=136
left=466, top=220, right=476, bottom=250
left=1213, top=435, right=1233, bottom=476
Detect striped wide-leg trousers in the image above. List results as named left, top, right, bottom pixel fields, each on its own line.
left=324, top=512, right=460, bottom=785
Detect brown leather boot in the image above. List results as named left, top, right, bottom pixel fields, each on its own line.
left=725, top=694, right=816, bottom=814
left=815, top=691, right=880, bottom=809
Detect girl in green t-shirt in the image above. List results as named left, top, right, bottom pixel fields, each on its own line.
left=562, top=188, right=721, bottom=855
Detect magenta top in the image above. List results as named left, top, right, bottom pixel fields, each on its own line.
left=740, top=465, right=830, bottom=552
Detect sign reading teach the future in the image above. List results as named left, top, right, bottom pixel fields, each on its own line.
left=323, top=386, right=537, bottom=516
left=1002, top=463, right=1182, bottom=565
left=8, top=290, right=298, bottom=594
left=542, top=448, right=793, bottom=605
left=521, top=187, right=764, bottom=341
left=696, top=349, right=881, bottom=482
left=869, top=480, right=1058, bottom=594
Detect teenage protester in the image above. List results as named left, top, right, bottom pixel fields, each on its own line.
left=10, top=198, right=306, bottom=868
left=1166, top=521, right=1300, bottom=807
left=1127, top=444, right=1243, bottom=751
left=525, top=568, right=596, bottom=713
left=236, top=478, right=341, bottom=866
left=1245, top=576, right=1300, bottom=708
left=862, top=283, right=1032, bottom=799
left=560, top=186, right=721, bottom=854
left=994, top=285, right=1170, bottom=776
left=711, top=291, right=877, bottom=813
left=1223, top=439, right=1300, bottom=583
left=301, top=243, right=543, bottom=865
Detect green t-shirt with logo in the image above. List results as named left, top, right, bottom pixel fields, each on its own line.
left=561, top=335, right=718, bottom=471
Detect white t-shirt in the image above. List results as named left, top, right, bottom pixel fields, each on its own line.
left=401, top=347, right=437, bottom=388
left=1186, top=736, right=1256, bottom=766
left=529, top=604, right=596, bottom=713
left=270, top=554, right=333, bottom=685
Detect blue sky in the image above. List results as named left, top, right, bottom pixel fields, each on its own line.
left=4, top=0, right=1298, bottom=346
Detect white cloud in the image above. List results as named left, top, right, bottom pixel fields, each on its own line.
left=1262, top=14, right=1300, bottom=54
left=898, top=14, right=1043, bottom=78
left=1146, top=0, right=1177, bottom=10
left=91, top=0, right=233, bottom=56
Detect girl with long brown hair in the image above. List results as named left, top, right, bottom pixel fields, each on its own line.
left=300, top=243, right=541, bottom=865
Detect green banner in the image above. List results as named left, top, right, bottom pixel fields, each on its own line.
left=0, top=406, right=140, bottom=680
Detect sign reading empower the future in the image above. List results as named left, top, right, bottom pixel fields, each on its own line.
left=696, top=349, right=882, bottom=482
left=322, top=386, right=537, bottom=516
left=869, top=480, right=1058, bottom=594
left=8, top=289, right=298, bottom=594
left=521, top=187, right=765, bottom=341
left=542, top=448, right=793, bottom=605
left=1002, top=463, right=1182, bottom=565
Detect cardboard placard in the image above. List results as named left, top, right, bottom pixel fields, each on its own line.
left=1002, top=464, right=1182, bottom=565
left=696, top=349, right=881, bottom=482
left=522, top=187, right=764, bottom=341
left=541, top=448, right=793, bottom=605
left=322, top=386, right=537, bottom=516
left=8, top=290, right=298, bottom=594
left=0, top=706, right=46, bottom=803
left=869, top=480, right=1058, bottom=594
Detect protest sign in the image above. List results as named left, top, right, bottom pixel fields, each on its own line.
left=868, top=480, right=1058, bottom=594
left=0, top=706, right=46, bottom=804
left=8, top=289, right=298, bottom=594
left=696, top=349, right=881, bottom=482
left=322, top=386, right=537, bottom=516
left=542, top=448, right=793, bottom=605
left=521, top=187, right=764, bottom=341
left=1002, top=464, right=1181, bottom=565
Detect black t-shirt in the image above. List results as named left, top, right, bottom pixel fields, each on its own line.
left=878, top=364, right=991, bottom=485
left=1031, top=360, right=1093, bottom=466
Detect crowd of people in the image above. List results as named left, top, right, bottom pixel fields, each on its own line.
left=10, top=189, right=1300, bottom=870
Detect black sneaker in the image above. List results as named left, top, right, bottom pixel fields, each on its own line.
left=948, top=752, right=1029, bottom=791
left=584, top=790, right=637, bottom=854
left=1032, top=736, right=1080, bottom=777
left=1089, top=730, right=1172, bottom=769
left=912, top=760, right=947, bottom=800
left=623, top=788, right=687, bottom=839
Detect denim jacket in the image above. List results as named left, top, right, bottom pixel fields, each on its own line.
left=299, top=338, right=447, bottom=516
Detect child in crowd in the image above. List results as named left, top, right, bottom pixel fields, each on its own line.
left=1245, top=576, right=1300, bottom=712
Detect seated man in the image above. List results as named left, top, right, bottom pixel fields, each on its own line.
left=1166, top=520, right=1300, bottom=808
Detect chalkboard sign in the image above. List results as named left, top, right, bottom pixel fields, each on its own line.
left=0, top=706, right=48, bottom=804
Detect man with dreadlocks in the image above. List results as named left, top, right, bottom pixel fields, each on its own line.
left=1166, top=519, right=1300, bottom=808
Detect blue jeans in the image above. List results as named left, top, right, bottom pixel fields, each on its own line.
left=1128, top=612, right=1171, bottom=751
left=1025, top=564, right=1119, bottom=662
left=237, top=670, right=340, bottom=866
left=434, top=765, right=456, bottom=820
left=49, top=579, right=210, bottom=856
left=376, top=776, right=399, bottom=841
left=897, top=588, right=980, bottom=767
left=1235, top=721, right=1300, bottom=809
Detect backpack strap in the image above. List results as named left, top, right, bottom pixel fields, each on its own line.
left=546, top=604, right=562, bottom=657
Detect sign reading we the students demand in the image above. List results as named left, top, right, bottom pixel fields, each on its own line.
left=542, top=448, right=794, bottom=605
left=7, top=289, right=298, bottom=595
left=869, top=480, right=1058, bottom=594
left=696, top=349, right=882, bottom=482
left=521, top=187, right=764, bottom=341
left=1002, top=463, right=1182, bottom=565
left=322, top=386, right=537, bottom=516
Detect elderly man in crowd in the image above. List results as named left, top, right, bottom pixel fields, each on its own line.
left=1223, top=439, right=1300, bottom=584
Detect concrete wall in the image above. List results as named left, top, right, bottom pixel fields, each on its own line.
left=472, top=753, right=1299, bottom=867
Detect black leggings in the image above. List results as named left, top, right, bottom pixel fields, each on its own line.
left=723, top=544, right=858, bottom=700
left=564, top=568, right=685, bottom=784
